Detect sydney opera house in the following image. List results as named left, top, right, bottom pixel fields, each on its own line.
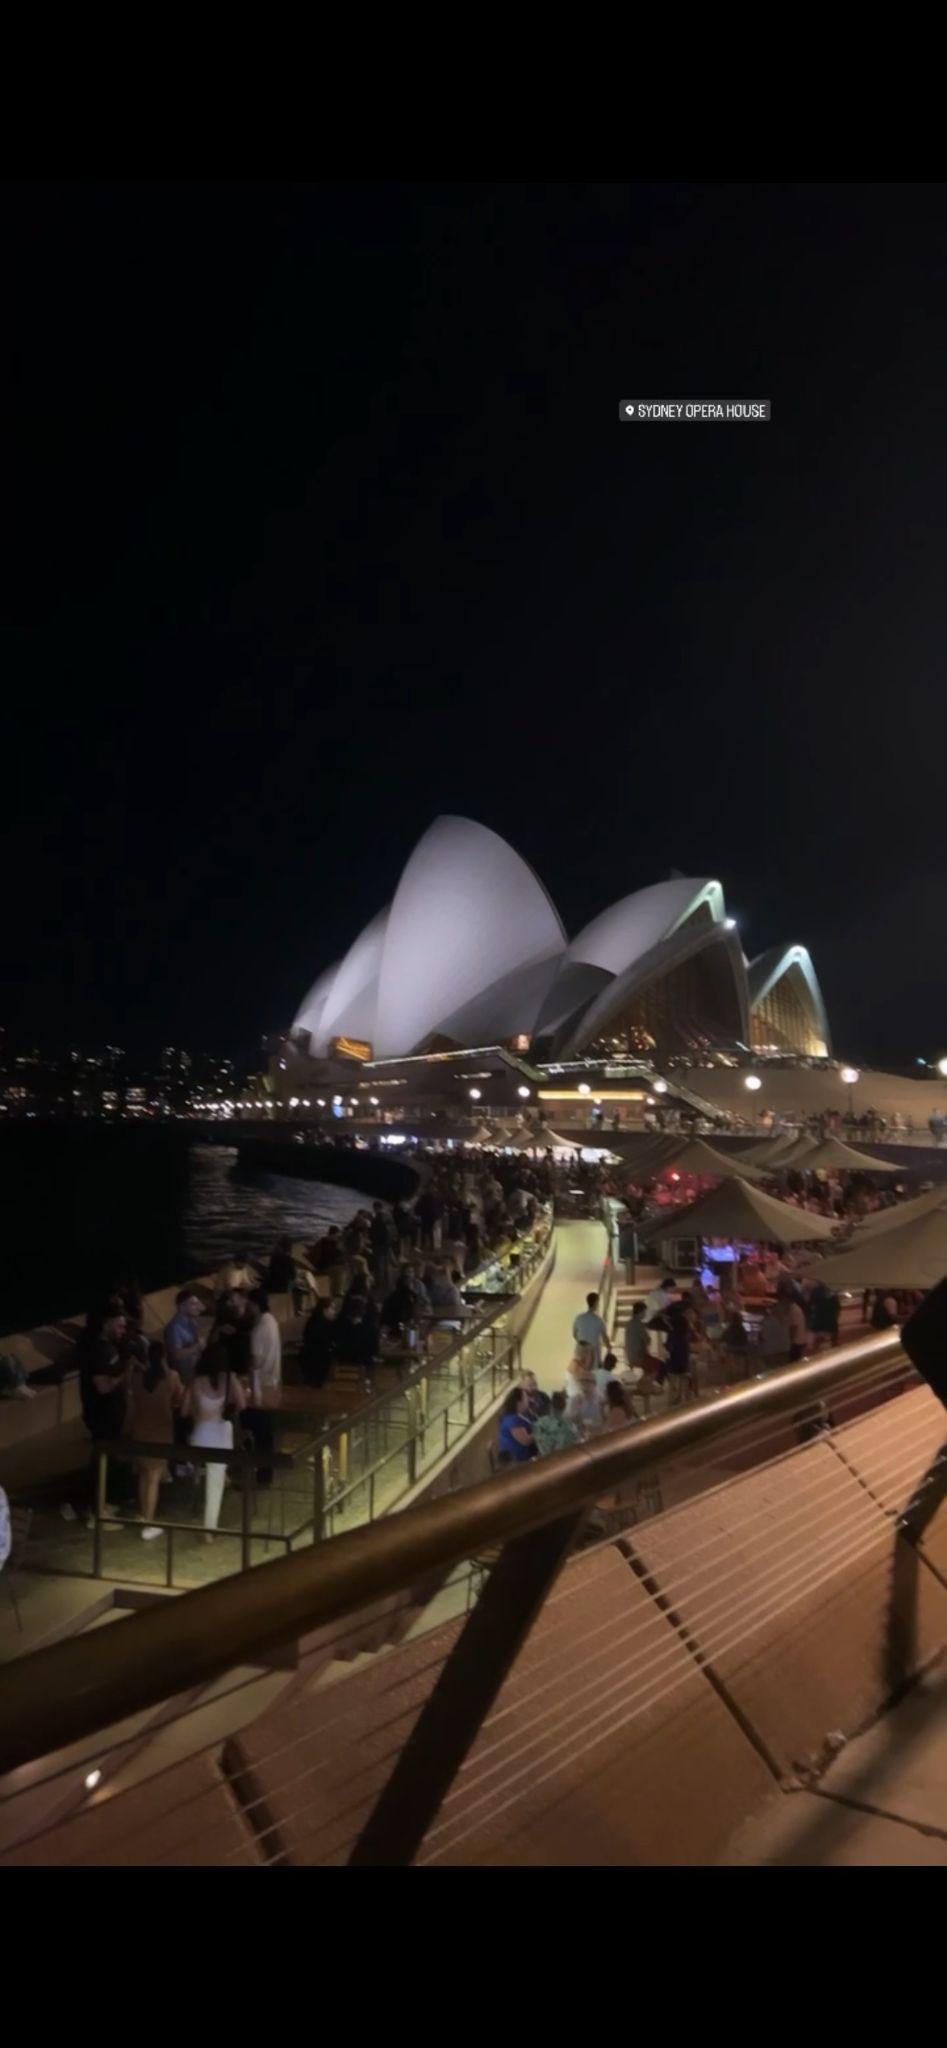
left=274, top=817, right=831, bottom=1112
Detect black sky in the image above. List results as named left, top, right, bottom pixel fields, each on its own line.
left=3, top=181, right=946, bottom=1067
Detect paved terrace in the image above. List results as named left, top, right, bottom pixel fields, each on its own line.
left=1, top=1217, right=605, bottom=1658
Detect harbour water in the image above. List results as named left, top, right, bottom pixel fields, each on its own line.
left=0, top=1127, right=362, bottom=1332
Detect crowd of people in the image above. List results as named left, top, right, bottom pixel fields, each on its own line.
left=63, top=1145, right=568, bottom=1542
left=67, top=1269, right=283, bottom=1542
left=493, top=1241, right=912, bottom=1476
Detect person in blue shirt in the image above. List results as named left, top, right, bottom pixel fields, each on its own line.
left=497, top=1386, right=536, bottom=1464
left=164, top=1289, right=205, bottom=1385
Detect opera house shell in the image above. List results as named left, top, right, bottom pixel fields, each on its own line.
left=290, top=816, right=830, bottom=1069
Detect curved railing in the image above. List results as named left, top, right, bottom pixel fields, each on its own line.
left=0, top=1330, right=908, bottom=1783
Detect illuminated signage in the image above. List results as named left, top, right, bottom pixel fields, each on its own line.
left=330, top=1037, right=373, bottom=1063
left=538, top=1088, right=646, bottom=1101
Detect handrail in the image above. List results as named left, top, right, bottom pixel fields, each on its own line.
left=313, top=1205, right=554, bottom=1453
left=0, top=1329, right=906, bottom=1779
left=325, top=1331, right=521, bottom=1515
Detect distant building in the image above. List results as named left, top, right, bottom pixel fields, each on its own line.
left=287, top=815, right=830, bottom=1073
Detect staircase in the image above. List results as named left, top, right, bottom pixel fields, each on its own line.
left=611, top=1275, right=660, bottom=1347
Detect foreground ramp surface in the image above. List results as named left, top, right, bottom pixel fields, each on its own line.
left=9, top=1380, right=947, bottom=1865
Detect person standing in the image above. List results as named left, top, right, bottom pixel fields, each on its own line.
left=648, top=1299, right=692, bottom=1405
left=300, top=1298, right=339, bottom=1387
left=182, top=1342, right=246, bottom=1539
left=164, top=1289, right=205, bottom=1385
left=370, top=1203, right=395, bottom=1293
left=78, top=1304, right=132, bottom=1521
left=127, top=1341, right=182, bottom=1541
left=624, top=1302, right=650, bottom=1374
left=566, top=1366, right=603, bottom=1438
left=266, top=1234, right=297, bottom=1296
left=247, top=1288, right=282, bottom=1487
left=571, top=1291, right=608, bottom=1368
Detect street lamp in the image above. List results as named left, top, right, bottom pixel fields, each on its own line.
left=840, top=1067, right=860, bottom=1086
left=469, top=1087, right=482, bottom=1100
left=938, top=1058, right=947, bottom=1080
left=653, top=1079, right=668, bottom=1095
left=578, top=1082, right=591, bottom=1096
left=517, top=1085, right=530, bottom=1099
left=744, top=1074, right=762, bottom=1092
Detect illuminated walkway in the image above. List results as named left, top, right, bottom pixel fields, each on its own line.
left=519, top=1217, right=609, bottom=1394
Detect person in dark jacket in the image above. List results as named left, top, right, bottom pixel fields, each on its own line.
left=335, top=1298, right=379, bottom=1372
left=300, top=1299, right=339, bottom=1387
left=266, top=1235, right=297, bottom=1295
left=370, top=1204, right=395, bottom=1290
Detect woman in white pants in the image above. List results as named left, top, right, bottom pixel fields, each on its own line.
left=183, top=1345, right=246, bottom=1539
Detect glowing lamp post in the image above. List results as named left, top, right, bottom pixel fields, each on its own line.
left=744, top=1074, right=762, bottom=1091
left=840, top=1065, right=860, bottom=1114
left=938, top=1058, right=947, bottom=1080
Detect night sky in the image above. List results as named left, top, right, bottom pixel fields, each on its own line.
left=4, top=181, right=946, bottom=1068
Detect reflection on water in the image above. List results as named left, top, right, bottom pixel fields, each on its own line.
left=181, top=1147, right=362, bottom=1275
left=0, top=1128, right=364, bottom=1333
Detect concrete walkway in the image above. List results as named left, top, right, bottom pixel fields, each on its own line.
left=519, top=1218, right=608, bottom=1394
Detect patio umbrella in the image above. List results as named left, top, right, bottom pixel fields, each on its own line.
left=651, top=1176, right=840, bottom=1247
left=652, top=1136, right=767, bottom=1184
left=802, top=1201, right=947, bottom=1289
left=505, top=1122, right=574, bottom=1152
left=855, top=1183, right=947, bottom=1237
left=626, top=1136, right=681, bottom=1174
left=733, top=1132, right=801, bottom=1164
left=793, top=1136, right=900, bottom=1174
left=767, top=1134, right=820, bottom=1169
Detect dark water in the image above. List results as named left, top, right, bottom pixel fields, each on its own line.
left=0, top=1127, right=362, bottom=1333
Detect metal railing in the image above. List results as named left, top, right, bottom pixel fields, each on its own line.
left=77, top=1222, right=556, bottom=1588
left=0, top=1329, right=910, bottom=1794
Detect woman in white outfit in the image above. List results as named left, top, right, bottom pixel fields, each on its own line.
left=182, top=1342, right=246, bottom=1539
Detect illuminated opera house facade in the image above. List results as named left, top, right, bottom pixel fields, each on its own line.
left=276, top=817, right=831, bottom=1112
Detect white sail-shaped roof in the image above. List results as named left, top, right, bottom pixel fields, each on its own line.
left=317, top=905, right=389, bottom=1051
left=748, top=943, right=830, bottom=1054
left=292, top=960, right=339, bottom=1045
left=373, top=816, right=566, bottom=1058
left=566, top=878, right=724, bottom=974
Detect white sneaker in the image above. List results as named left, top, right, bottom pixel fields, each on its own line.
left=141, top=1525, right=162, bottom=1542
left=14, top=1383, right=37, bottom=1400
